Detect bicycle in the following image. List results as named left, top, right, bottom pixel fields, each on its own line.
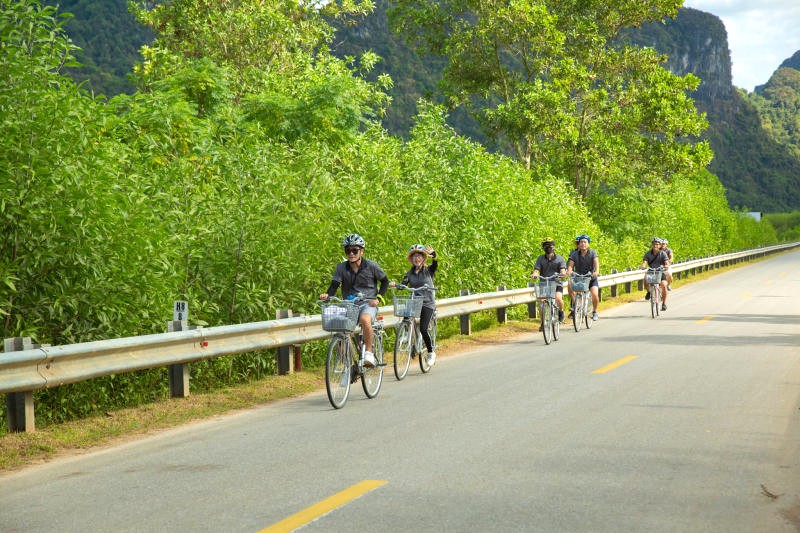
left=569, top=273, right=594, bottom=332
left=533, top=274, right=561, bottom=345
left=644, top=267, right=667, bottom=319
left=392, top=284, right=437, bottom=380
left=320, top=295, right=386, bottom=409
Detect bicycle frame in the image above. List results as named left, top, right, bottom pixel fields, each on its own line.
left=321, top=296, right=385, bottom=409
left=570, top=273, right=594, bottom=332
left=534, top=275, right=561, bottom=345
left=645, top=267, right=667, bottom=319
left=392, top=284, right=436, bottom=379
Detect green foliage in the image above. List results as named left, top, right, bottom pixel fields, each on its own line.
left=763, top=211, right=800, bottom=241
left=389, top=0, right=710, bottom=197
left=0, top=0, right=780, bottom=430
left=746, top=68, right=800, bottom=160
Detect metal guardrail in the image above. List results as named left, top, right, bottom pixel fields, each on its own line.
left=1, top=242, right=797, bottom=430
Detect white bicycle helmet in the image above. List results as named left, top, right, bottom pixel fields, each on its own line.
left=342, top=234, right=365, bottom=249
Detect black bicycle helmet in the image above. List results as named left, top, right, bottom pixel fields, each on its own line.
left=541, top=237, right=555, bottom=251
left=342, top=233, right=365, bottom=249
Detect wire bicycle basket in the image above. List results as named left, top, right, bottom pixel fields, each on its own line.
left=393, top=297, right=424, bottom=318
left=534, top=280, right=557, bottom=299
left=645, top=271, right=663, bottom=284
left=321, top=301, right=360, bottom=332
left=571, top=275, right=591, bottom=292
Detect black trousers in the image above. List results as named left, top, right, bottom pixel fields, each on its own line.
left=419, top=306, right=435, bottom=352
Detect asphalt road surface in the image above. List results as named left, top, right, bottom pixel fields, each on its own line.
left=2, top=251, right=799, bottom=532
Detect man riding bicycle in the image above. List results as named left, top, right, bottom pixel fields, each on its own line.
left=566, top=234, right=600, bottom=321
left=660, top=238, right=674, bottom=291
left=530, top=238, right=567, bottom=324
left=320, top=234, right=389, bottom=368
left=642, top=237, right=670, bottom=311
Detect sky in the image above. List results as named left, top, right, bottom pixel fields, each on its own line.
left=683, top=0, right=800, bottom=92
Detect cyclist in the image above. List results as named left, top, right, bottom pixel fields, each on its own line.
left=661, top=238, right=674, bottom=290
left=320, top=234, right=389, bottom=368
left=566, top=234, right=600, bottom=321
left=391, top=244, right=438, bottom=365
left=530, top=237, right=567, bottom=325
left=642, top=237, right=670, bottom=311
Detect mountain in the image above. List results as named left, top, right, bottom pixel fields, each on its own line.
left=623, top=8, right=800, bottom=212
left=44, top=0, right=151, bottom=96
left=39, top=1, right=800, bottom=211
left=745, top=57, right=800, bottom=162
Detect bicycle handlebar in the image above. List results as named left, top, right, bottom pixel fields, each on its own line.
left=393, top=284, right=437, bottom=293
left=319, top=292, right=369, bottom=304
left=532, top=274, right=565, bottom=281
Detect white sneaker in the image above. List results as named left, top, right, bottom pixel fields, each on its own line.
left=362, top=351, right=376, bottom=368
left=427, top=351, right=436, bottom=365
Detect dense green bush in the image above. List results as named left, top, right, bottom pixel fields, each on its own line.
left=0, top=1, right=781, bottom=431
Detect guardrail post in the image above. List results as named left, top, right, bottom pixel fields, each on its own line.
left=610, top=270, right=618, bottom=297
left=527, top=281, right=537, bottom=318
left=624, top=269, right=632, bottom=294
left=496, top=286, right=507, bottom=324
left=294, top=344, right=303, bottom=372
left=276, top=309, right=294, bottom=375
left=4, top=337, right=36, bottom=432
left=459, top=289, right=471, bottom=335
left=166, top=321, right=191, bottom=398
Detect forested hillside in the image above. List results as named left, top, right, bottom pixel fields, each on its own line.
left=43, top=1, right=800, bottom=211
left=623, top=8, right=800, bottom=212
left=1, top=0, right=776, bottom=429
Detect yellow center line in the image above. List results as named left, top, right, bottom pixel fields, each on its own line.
left=592, top=355, right=638, bottom=374
left=740, top=292, right=752, bottom=299
left=696, top=315, right=714, bottom=324
left=259, top=480, right=387, bottom=533
left=764, top=279, right=773, bottom=285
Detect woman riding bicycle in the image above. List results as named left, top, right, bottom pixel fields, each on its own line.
left=319, top=234, right=389, bottom=368
left=530, top=237, right=567, bottom=325
left=391, top=244, right=438, bottom=365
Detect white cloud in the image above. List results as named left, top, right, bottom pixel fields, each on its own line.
left=683, top=1, right=800, bottom=91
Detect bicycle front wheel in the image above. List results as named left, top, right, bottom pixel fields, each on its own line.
left=541, top=301, right=552, bottom=345
left=552, top=302, right=561, bottom=341
left=573, top=293, right=584, bottom=332
left=362, top=330, right=384, bottom=398
left=393, top=320, right=413, bottom=381
left=651, top=286, right=659, bottom=318
left=325, top=336, right=351, bottom=409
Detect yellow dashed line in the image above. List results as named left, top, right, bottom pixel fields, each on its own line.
left=260, top=480, right=387, bottom=532
left=696, top=315, right=714, bottom=324
left=592, top=356, right=638, bottom=374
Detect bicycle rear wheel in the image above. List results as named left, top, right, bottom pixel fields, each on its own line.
left=393, top=320, right=413, bottom=380
left=573, top=293, right=584, bottom=332
left=552, top=302, right=561, bottom=341
left=585, top=297, right=593, bottom=329
left=362, top=329, right=384, bottom=398
left=325, top=336, right=351, bottom=409
left=541, top=301, right=552, bottom=345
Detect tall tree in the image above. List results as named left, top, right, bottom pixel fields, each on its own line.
left=390, top=0, right=712, bottom=196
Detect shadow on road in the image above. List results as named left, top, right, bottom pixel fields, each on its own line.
left=612, top=332, right=800, bottom=347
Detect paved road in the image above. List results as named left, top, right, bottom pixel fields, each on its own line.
left=2, top=251, right=800, bottom=532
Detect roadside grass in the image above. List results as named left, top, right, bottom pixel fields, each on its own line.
left=0, top=254, right=779, bottom=473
